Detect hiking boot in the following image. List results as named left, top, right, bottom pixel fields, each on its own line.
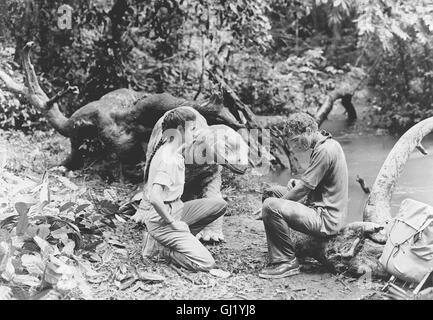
left=141, top=231, right=170, bottom=262
left=258, top=258, right=300, bottom=279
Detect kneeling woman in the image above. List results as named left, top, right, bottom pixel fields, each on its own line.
left=140, top=108, right=227, bottom=272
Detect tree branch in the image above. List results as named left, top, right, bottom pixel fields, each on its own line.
left=416, top=143, right=428, bottom=155
left=46, top=81, right=79, bottom=108
left=21, top=41, right=45, bottom=98
left=356, top=175, right=371, bottom=194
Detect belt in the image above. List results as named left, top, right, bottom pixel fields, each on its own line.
left=164, top=198, right=181, bottom=205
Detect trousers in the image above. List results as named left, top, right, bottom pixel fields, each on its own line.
left=144, top=198, right=227, bottom=271
left=262, top=185, right=329, bottom=264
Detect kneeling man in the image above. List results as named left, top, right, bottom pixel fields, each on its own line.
left=259, top=112, right=348, bottom=279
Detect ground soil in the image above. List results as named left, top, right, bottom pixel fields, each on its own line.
left=0, top=128, right=387, bottom=300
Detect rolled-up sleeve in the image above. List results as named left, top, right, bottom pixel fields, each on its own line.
left=152, top=161, right=173, bottom=187
left=301, top=148, right=330, bottom=190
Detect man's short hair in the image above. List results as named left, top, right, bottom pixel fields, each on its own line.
left=284, top=112, right=319, bottom=137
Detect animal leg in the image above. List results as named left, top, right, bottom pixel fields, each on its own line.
left=61, top=140, right=84, bottom=170
left=117, top=143, right=146, bottom=183
left=195, top=167, right=226, bottom=243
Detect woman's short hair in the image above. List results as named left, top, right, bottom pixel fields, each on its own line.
left=162, top=108, right=197, bottom=131
left=284, top=112, right=319, bottom=137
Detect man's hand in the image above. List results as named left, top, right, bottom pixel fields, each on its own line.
left=283, top=179, right=311, bottom=201
left=169, top=220, right=190, bottom=232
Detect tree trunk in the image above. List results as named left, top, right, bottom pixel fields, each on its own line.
left=315, top=84, right=357, bottom=126
left=363, top=116, right=433, bottom=224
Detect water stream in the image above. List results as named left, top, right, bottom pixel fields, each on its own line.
left=266, top=111, right=433, bottom=223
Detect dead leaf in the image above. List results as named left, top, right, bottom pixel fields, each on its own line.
left=99, top=200, right=119, bottom=215
left=33, top=236, right=58, bottom=258
left=10, top=236, right=24, bottom=250
left=21, top=254, right=44, bottom=276
left=0, top=286, right=13, bottom=300
left=120, top=276, right=137, bottom=290
left=76, top=277, right=94, bottom=300
left=56, top=176, right=78, bottom=191
left=56, top=277, right=77, bottom=292
left=115, top=268, right=128, bottom=282
left=103, top=189, right=117, bottom=201
left=75, top=204, right=90, bottom=215
left=36, top=224, right=51, bottom=240
left=96, top=242, right=108, bottom=252
left=119, top=265, right=127, bottom=274
left=51, top=227, right=70, bottom=237
left=130, top=282, right=145, bottom=292
left=1, top=260, right=15, bottom=281
left=102, top=248, right=114, bottom=264
left=87, top=253, right=101, bottom=263
left=108, top=239, right=125, bottom=248
left=115, top=249, right=128, bottom=258
left=0, top=230, right=10, bottom=243
left=44, top=256, right=75, bottom=289
left=33, top=235, right=51, bottom=252
left=44, top=262, right=63, bottom=286
left=137, top=271, right=165, bottom=282
left=33, top=289, right=63, bottom=300
left=114, top=215, right=126, bottom=223
left=87, top=277, right=106, bottom=284
left=76, top=260, right=101, bottom=278
left=0, top=241, right=10, bottom=271
left=209, top=269, right=231, bottom=279
left=13, top=274, right=41, bottom=287
left=25, top=225, right=38, bottom=238
left=62, top=241, right=75, bottom=256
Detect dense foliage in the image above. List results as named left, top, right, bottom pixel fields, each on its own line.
left=0, top=0, right=432, bottom=133
left=357, top=0, right=433, bottom=133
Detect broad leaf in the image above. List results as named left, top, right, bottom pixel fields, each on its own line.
left=59, top=202, right=76, bottom=213
left=75, top=204, right=90, bottom=215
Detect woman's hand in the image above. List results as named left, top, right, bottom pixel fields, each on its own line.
left=287, top=178, right=298, bottom=190
left=169, top=220, right=190, bottom=232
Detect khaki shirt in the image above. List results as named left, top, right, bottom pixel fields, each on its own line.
left=301, top=133, right=348, bottom=234
left=141, top=144, right=185, bottom=225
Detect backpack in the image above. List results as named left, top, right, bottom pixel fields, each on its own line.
left=380, top=199, right=433, bottom=283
